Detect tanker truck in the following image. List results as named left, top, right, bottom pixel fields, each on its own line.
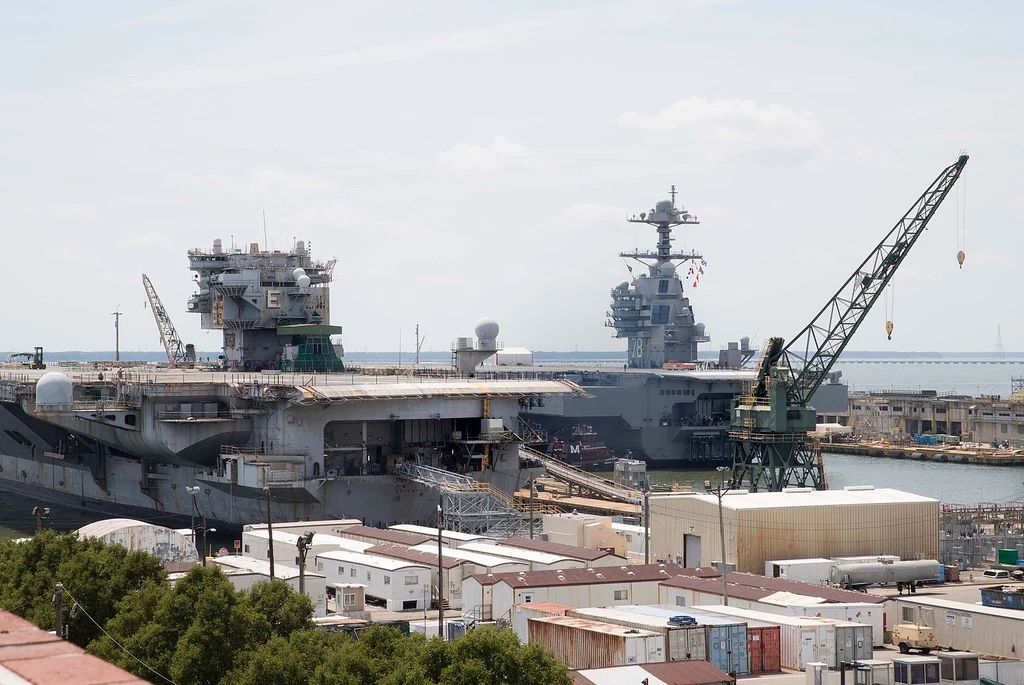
left=829, top=559, right=941, bottom=593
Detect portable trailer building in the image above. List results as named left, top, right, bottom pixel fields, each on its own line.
left=784, top=603, right=884, bottom=647
left=693, top=605, right=836, bottom=670
left=526, top=615, right=664, bottom=669
left=650, top=487, right=938, bottom=574
left=242, top=529, right=373, bottom=564
left=315, top=549, right=431, bottom=611
left=566, top=606, right=708, bottom=664
left=368, top=543, right=468, bottom=609
left=457, top=541, right=585, bottom=571
left=605, top=605, right=751, bottom=676
left=512, top=602, right=574, bottom=643
left=212, top=556, right=328, bottom=617
left=890, top=596, right=1024, bottom=660
left=494, top=536, right=628, bottom=567
left=334, top=525, right=431, bottom=548
left=389, top=524, right=494, bottom=549
left=243, top=519, right=362, bottom=535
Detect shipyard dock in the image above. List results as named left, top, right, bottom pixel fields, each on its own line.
left=824, top=441, right=1024, bottom=465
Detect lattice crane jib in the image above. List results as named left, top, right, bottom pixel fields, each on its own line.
left=731, top=154, right=968, bottom=492
left=142, top=273, right=194, bottom=367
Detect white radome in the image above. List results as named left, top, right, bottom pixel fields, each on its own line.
left=474, top=318, right=500, bottom=341
left=35, top=372, right=74, bottom=409
left=296, top=274, right=311, bottom=288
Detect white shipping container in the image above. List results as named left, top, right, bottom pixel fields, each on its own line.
left=512, top=603, right=573, bottom=643
left=764, top=558, right=836, bottom=585
left=527, top=616, right=665, bottom=670
left=566, top=606, right=708, bottom=662
left=694, top=605, right=836, bottom=669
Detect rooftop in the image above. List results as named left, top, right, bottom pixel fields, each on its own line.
left=572, top=660, right=734, bottom=685
left=692, top=605, right=847, bottom=627
left=893, top=595, right=1024, bottom=621
left=368, top=543, right=462, bottom=570
left=529, top=614, right=660, bottom=637
left=244, top=529, right=373, bottom=552
left=498, top=537, right=625, bottom=561
left=337, top=525, right=431, bottom=546
left=213, top=555, right=315, bottom=580
left=0, top=610, right=146, bottom=684
left=468, top=563, right=715, bottom=588
left=726, top=572, right=887, bottom=604
left=316, top=549, right=433, bottom=572
left=388, top=524, right=493, bottom=542
left=458, top=542, right=578, bottom=566
left=651, top=486, right=937, bottom=510
left=407, top=543, right=528, bottom=568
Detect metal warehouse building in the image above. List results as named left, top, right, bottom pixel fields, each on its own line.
left=650, top=486, right=938, bottom=574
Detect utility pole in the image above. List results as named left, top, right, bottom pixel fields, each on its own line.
left=297, top=532, right=314, bottom=596
left=201, top=515, right=209, bottom=567
left=437, top=499, right=445, bottom=639
left=705, top=466, right=731, bottom=605
left=186, top=486, right=200, bottom=560
left=111, top=306, right=122, bottom=362
left=265, top=486, right=275, bottom=580
left=528, top=479, right=535, bottom=539
left=53, top=582, right=64, bottom=640
left=644, top=490, right=651, bottom=565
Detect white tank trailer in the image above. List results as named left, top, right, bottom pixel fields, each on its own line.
left=829, top=560, right=941, bottom=592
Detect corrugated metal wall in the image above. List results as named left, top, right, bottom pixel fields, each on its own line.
left=650, top=495, right=939, bottom=574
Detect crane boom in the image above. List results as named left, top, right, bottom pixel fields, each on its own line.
left=732, top=153, right=968, bottom=492
left=773, top=154, right=968, bottom=406
left=142, top=273, right=194, bottom=367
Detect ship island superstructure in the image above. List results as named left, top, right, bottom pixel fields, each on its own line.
left=0, top=239, right=581, bottom=530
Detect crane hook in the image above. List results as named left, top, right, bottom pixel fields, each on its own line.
left=957, top=250, right=965, bottom=269
left=885, top=320, right=894, bottom=340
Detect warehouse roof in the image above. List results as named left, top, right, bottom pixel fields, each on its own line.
left=498, top=537, right=624, bottom=561
left=572, top=660, right=734, bottom=685
left=469, top=563, right=715, bottom=588
left=337, top=525, right=430, bottom=546
left=651, top=486, right=936, bottom=510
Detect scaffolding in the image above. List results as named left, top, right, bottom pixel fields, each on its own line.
left=393, top=462, right=556, bottom=536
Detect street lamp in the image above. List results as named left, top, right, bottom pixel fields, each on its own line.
left=185, top=486, right=201, bottom=558
left=31, top=507, right=50, bottom=533
left=705, top=465, right=731, bottom=606
left=296, top=531, right=314, bottom=596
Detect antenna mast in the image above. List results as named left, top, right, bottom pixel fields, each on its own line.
left=111, top=306, right=122, bottom=362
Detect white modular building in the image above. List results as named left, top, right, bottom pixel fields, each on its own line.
left=211, top=555, right=328, bottom=617
left=389, top=524, right=494, bottom=549
left=457, top=541, right=585, bottom=571
left=315, top=549, right=432, bottom=611
left=611, top=522, right=647, bottom=562
left=242, top=529, right=374, bottom=565
left=243, top=519, right=362, bottom=535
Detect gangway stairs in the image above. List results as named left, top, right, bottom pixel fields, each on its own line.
left=393, top=461, right=557, bottom=536
left=519, top=447, right=642, bottom=504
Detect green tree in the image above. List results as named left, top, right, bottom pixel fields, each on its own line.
left=0, top=530, right=166, bottom=647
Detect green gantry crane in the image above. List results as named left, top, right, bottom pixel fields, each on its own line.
left=731, top=153, right=969, bottom=491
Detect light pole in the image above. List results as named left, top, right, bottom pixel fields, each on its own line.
left=705, top=465, right=731, bottom=606
left=185, top=486, right=201, bottom=561
left=31, top=507, right=50, bottom=533
left=437, top=500, right=444, bottom=639
left=296, top=531, right=314, bottom=596
left=264, top=486, right=275, bottom=580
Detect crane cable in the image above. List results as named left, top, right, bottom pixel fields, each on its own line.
left=956, top=167, right=967, bottom=268
left=884, top=282, right=895, bottom=341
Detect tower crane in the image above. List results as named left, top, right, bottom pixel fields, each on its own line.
left=142, top=273, right=196, bottom=368
left=731, top=154, right=969, bottom=491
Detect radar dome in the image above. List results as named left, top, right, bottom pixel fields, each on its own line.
left=659, top=262, right=676, bottom=276
left=296, top=274, right=311, bottom=288
left=35, top=372, right=73, bottom=410
left=292, top=267, right=306, bottom=280
left=696, top=323, right=706, bottom=336
left=655, top=199, right=674, bottom=211
left=475, top=318, right=500, bottom=341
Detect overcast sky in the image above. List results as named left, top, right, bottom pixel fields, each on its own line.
left=2, top=1, right=1020, bottom=354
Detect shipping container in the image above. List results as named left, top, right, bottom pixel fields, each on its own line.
left=694, top=605, right=835, bottom=669
left=526, top=615, right=665, bottom=670
left=784, top=603, right=884, bottom=646
left=609, top=605, right=749, bottom=675
left=512, top=602, right=573, bottom=643
left=813, top=618, right=873, bottom=662
left=764, top=558, right=836, bottom=585
left=746, top=625, right=782, bottom=673
left=566, top=606, right=707, bottom=662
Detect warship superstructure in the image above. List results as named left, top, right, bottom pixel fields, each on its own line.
left=520, top=188, right=847, bottom=464
left=0, top=239, right=577, bottom=528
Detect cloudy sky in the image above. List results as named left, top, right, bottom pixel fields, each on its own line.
left=2, top=1, right=1020, bottom=354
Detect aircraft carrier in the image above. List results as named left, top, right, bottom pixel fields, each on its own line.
left=518, top=188, right=847, bottom=464
left=0, top=239, right=580, bottom=529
